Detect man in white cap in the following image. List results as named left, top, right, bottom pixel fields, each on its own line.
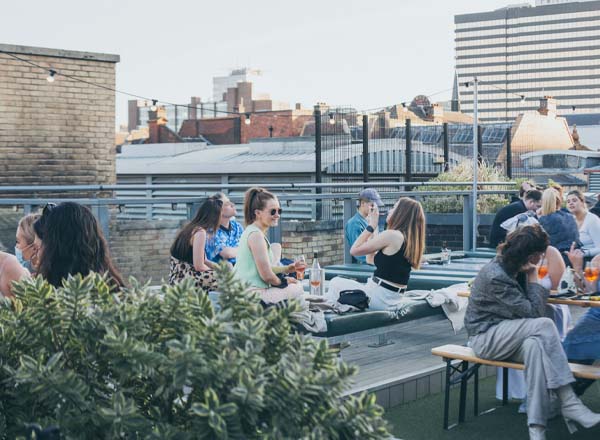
left=344, top=188, right=384, bottom=264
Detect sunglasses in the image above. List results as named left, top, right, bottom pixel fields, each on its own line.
left=269, top=208, right=283, bottom=216
left=42, top=202, right=57, bottom=216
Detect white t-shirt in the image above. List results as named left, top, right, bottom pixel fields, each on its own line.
left=579, top=212, right=600, bottom=257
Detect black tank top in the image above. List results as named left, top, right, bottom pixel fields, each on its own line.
left=373, top=243, right=412, bottom=285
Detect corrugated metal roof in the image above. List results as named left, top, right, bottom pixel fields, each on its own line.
left=117, top=140, right=316, bottom=175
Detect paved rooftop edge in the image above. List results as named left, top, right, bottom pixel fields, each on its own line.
left=0, top=43, right=120, bottom=63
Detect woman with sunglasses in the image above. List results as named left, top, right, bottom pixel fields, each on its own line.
left=235, top=187, right=303, bottom=304
left=169, top=196, right=223, bottom=292
left=33, top=202, right=123, bottom=289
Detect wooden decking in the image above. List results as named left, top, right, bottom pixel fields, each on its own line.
left=342, top=306, right=588, bottom=408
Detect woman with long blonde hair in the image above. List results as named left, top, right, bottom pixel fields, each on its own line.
left=327, top=197, right=426, bottom=311
left=538, top=187, right=579, bottom=255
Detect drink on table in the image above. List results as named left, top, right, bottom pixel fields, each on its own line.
left=295, top=255, right=306, bottom=280
left=310, top=251, right=322, bottom=295
left=584, top=262, right=599, bottom=283
left=441, top=241, right=451, bottom=265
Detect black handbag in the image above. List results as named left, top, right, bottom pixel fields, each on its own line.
left=338, top=289, right=370, bottom=311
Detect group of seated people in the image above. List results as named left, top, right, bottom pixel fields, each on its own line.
left=1, top=186, right=599, bottom=439
left=483, top=181, right=600, bottom=439
left=0, top=202, right=124, bottom=297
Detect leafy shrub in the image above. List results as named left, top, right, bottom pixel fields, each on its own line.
left=421, top=160, right=511, bottom=214
left=0, top=268, right=390, bottom=439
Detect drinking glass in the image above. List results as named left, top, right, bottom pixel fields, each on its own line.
left=310, top=268, right=322, bottom=295
left=295, top=255, right=307, bottom=281
left=584, top=262, right=599, bottom=283
left=537, top=258, right=548, bottom=279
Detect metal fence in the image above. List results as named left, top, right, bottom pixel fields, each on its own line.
left=0, top=182, right=517, bottom=259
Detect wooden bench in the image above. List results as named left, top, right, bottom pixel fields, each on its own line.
left=431, top=344, right=600, bottom=430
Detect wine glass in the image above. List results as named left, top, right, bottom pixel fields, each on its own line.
left=295, top=255, right=306, bottom=281
left=584, top=262, right=599, bottom=283
left=537, top=257, right=548, bottom=279
left=310, top=268, right=322, bottom=295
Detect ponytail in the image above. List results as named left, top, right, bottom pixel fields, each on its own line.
left=243, top=187, right=276, bottom=225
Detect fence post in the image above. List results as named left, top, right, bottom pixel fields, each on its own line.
left=145, top=175, right=153, bottom=220
left=343, top=198, right=353, bottom=264
left=314, top=105, right=322, bottom=220
left=443, top=122, right=449, bottom=172
left=506, top=127, right=512, bottom=178
left=268, top=222, right=282, bottom=245
left=477, top=125, right=483, bottom=163
left=362, top=114, right=369, bottom=182
left=462, top=194, right=473, bottom=251
left=405, top=118, right=412, bottom=189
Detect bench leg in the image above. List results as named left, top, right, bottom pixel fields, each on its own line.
left=474, top=364, right=479, bottom=417
left=443, top=359, right=452, bottom=430
left=367, top=334, right=395, bottom=348
left=458, top=361, right=469, bottom=423
left=502, top=367, right=509, bottom=406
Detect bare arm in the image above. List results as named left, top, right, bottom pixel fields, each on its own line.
left=351, top=230, right=404, bottom=258
left=546, top=246, right=565, bottom=290
left=219, top=246, right=238, bottom=260
left=192, top=229, right=211, bottom=272
left=0, top=257, right=30, bottom=297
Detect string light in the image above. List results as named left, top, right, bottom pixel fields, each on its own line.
left=46, top=69, right=56, bottom=83
left=520, top=95, right=526, bottom=103
left=150, top=99, right=158, bottom=112
left=328, top=113, right=335, bottom=125
left=244, top=113, right=251, bottom=125
left=572, top=105, right=576, bottom=112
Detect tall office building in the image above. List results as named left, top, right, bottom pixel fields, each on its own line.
left=455, top=1, right=600, bottom=122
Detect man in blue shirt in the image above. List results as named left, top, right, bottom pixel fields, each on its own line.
left=344, top=188, right=384, bottom=264
left=205, top=193, right=244, bottom=265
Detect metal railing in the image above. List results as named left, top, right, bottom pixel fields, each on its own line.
left=0, top=182, right=518, bottom=261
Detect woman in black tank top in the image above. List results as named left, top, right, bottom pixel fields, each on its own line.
left=327, top=197, right=426, bottom=311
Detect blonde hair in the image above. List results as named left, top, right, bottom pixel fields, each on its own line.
left=18, top=213, right=41, bottom=245
left=243, top=187, right=276, bottom=226
left=386, top=197, right=426, bottom=269
left=541, top=188, right=561, bottom=216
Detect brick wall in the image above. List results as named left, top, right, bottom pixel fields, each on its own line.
left=281, top=220, right=344, bottom=267
left=0, top=44, right=119, bottom=191
left=108, top=219, right=182, bottom=284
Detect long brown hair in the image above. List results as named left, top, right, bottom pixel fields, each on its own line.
left=386, top=197, right=426, bottom=269
left=243, top=187, right=276, bottom=226
left=498, top=224, right=549, bottom=275
left=170, top=196, right=222, bottom=262
left=33, top=202, right=124, bottom=288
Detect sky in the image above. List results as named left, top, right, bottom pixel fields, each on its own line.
left=2, top=0, right=517, bottom=127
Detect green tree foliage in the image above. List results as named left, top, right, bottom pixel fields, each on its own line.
left=422, top=160, right=511, bottom=214
left=0, top=267, right=390, bottom=439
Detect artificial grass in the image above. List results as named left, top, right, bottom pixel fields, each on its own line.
left=384, top=377, right=600, bottom=440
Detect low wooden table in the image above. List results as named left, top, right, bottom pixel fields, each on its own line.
left=458, top=291, right=600, bottom=308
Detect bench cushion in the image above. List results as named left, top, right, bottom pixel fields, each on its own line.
left=314, top=299, right=443, bottom=337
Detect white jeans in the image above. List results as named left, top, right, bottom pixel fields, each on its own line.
left=327, top=276, right=409, bottom=311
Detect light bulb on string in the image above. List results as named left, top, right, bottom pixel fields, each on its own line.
left=245, top=113, right=251, bottom=125
left=328, top=113, right=335, bottom=125
left=150, top=99, right=158, bottom=112
left=46, top=69, right=56, bottom=83
left=520, top=95, right=526, bottom=104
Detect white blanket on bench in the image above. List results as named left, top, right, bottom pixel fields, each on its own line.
left=403, top=283, right=469, bottom=333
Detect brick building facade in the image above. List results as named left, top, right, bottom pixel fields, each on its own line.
left=0, top=44, right=119, bottom=188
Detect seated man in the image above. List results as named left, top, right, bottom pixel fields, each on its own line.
left=205, top=193, right=243, bottom=265
left=344, top=188, right=383, bottom=264
left=489, top=189, right=542, bottom=248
